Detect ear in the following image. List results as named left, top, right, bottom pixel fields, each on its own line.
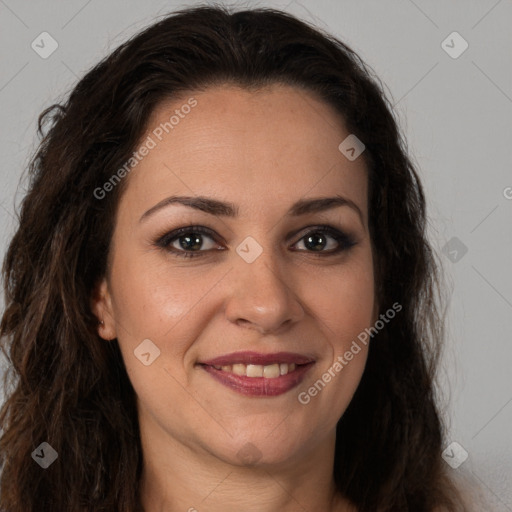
left=90, top=277, right=117, bottom=341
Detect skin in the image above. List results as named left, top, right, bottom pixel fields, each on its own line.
left=92, top=83, right=378, bottom=512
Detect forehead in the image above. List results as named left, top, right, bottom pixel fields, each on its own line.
left=118, top=83, right=368, bottom=224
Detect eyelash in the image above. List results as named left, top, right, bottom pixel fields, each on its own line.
left=155, top=224, right=357, bottom=259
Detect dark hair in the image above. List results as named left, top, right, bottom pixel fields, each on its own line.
left=0, top=4, right=467, bottom=511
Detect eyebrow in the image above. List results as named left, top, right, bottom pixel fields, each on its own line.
left=139, top=194, right=364, bottom=225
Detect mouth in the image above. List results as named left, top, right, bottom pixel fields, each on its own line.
left=198, top=351, right=315, bottom=397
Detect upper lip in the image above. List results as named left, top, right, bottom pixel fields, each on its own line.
left=200, top=351, right=315, bottom=366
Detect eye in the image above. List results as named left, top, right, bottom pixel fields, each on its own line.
left=155, top=224, right=356, bottom=259
left=291, top=225, right=356, bottom=254
left=155, top=226, right=222, bottom=258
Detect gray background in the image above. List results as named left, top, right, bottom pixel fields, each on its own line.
left=0, top=0, right=511, bottom=509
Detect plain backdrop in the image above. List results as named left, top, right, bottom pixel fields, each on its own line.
left=0, top=0, right=511, bottom=509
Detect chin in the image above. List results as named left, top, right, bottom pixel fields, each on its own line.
left=208, top=428, right=318, bottom=468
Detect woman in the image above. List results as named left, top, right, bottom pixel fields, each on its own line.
left=0, top=5, right=474, bottom=511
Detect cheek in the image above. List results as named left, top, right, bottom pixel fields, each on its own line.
left=303, top=253, right=376, bottom=347
left=109, top=247, right=211, bottom=338
left=294, top=254, right=374, bottom=420
left=107, top=255, right=207, bottom=419
left=108, top=248, right=230, bottom=390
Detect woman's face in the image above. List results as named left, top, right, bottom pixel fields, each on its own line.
left=94, top=83, right=377, bottom=467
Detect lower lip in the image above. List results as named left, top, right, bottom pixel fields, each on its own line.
left=199, top=363, right=314, bottom=397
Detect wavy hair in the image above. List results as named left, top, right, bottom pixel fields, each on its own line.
left=0, top=4, right=467, bottom=511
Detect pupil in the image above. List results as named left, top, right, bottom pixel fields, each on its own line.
left=306, top=233, right=326, bottom=251
left=180, top=234, right=202, bottom=251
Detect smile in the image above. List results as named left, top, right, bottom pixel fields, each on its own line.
left=198, top=351, right=315, bottom=397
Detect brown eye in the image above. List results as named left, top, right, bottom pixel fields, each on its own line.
left=292, top=226, right=356, bottom=254
left=156, top=226, right=223, bottom=259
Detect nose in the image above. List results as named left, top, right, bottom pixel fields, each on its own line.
left=224, top=247, right=305, bottom=335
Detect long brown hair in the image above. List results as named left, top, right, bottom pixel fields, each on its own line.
left=0, top=5, right=467, bottom=511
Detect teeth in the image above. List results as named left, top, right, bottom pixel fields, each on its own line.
left=246, top=364, right=263, bottom=377
left=280, top=363, right=289, bottom=375
left=212, top=362, right=299, bottom=378
left=263, top=363, right=280, bottom=378
left=232, top=363, right=246, bottom=376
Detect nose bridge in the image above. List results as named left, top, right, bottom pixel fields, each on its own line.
left=225, top=236, right=304, bottom=333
